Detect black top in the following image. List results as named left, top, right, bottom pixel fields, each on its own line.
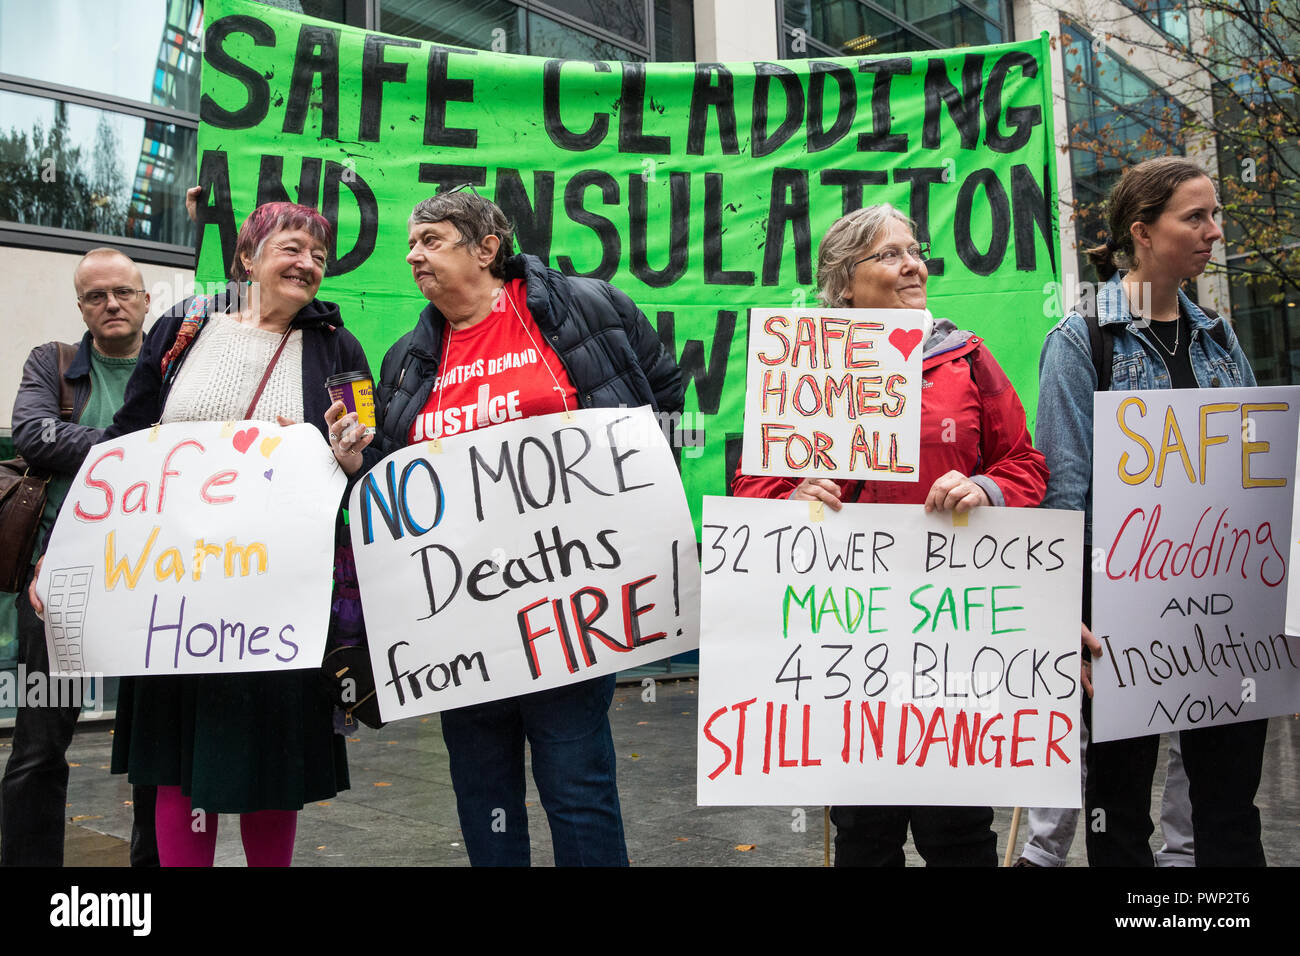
left=1144, top=307, right=1197, bottom=389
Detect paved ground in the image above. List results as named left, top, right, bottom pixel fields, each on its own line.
left=3, top=675, right=1297, bottom=867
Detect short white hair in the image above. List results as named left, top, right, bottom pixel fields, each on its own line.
left=816, top=204, right=914, bottom=307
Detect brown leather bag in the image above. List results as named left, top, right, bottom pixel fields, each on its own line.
left=0, top=343, right=77, bottom=592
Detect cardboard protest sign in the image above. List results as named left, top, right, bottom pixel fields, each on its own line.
left=197, top=0, right=1060, bottom=528
left=1091, top=387, right=1300, bottom=742
left=696, top=496, right=1083, bottom=807
left=349, top=406, right=701, bottom=721
left=1289, top=411, right=1300, bottom=638
left=741, top=308, right=924, bottom=480
left=38, top=422, right=345, bottom=676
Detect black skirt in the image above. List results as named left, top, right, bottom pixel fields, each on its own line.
left=111, top=668, right=349, bottom=814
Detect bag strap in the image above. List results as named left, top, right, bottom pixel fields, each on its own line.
left=244, top=329, right=294, bottom=419
left=160, top=295, right=213, bottom=387
left=1083, top=301, right=1227, bottom=393
left=55, top=342, right=77, bottom=421
left=1079, top=306, right=1115, bottom=392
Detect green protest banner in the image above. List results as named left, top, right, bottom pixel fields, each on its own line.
left=196, top=0, right=1059, bottom=527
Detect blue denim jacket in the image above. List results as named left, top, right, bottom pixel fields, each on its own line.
left=1036, top=274, right=1256, bottom=543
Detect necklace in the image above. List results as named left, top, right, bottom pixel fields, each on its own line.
left=1145, top=315, right=1181, bottom=358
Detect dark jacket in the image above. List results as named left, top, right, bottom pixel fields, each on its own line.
left=12, top=331, right=98, bottom=473
left=373, top=254, right=683, bottom=455
left=105, top=293, right=371, bottom=444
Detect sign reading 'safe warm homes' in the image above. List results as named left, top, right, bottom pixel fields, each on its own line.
left=197, top=0, right=1060, bottom=529
left=39, top=422, right=344, bottom=676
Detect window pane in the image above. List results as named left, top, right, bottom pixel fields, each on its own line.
left=902, top=0, right=1003, bottom=47
left=381, top=0, right=526, bottom=53
left=1061, top=23, right=1184, bottom=277
left=654, top=0, right=695, bottom=61
left=960, top=0, right=1004, bottom=22
left=381, top=0, right=641, bottom=59
left=527, top=9, right=643, bottom=60
left=534, top=0, right=647, bottom=47
left=0, top=0, right=202, bottom=111
left=784, top=0, right=933, bottom=56
left=0, top=90, right=195, bottom=245
left=1123, top=0, right=1190, bottom=46
left=279, top=0, right=350, bottom=24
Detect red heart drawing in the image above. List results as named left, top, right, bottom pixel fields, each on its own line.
left=889, top=327, right=923, bottom=361
left=232, top=427, right=259, bottom=454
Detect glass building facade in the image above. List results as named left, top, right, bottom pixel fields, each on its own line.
left=379, top=0, right=695, bottom=62
left=1059, top=20, right=1186, bottom=280
left=0, top=0, right=203, bottom=265
left=0, top=0, right=693, bottom=269
left=779, top=0, right=1010, bottom=57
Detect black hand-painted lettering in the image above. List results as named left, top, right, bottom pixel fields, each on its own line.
left=424, top=47, right=477, bottom=148
left=360, top=34, right=419, bottom=142
left=283, top=25, right=341, bottom=139
left=201, top=15, right=274, bottom=130
left=556, top=170, right=620, bottom=280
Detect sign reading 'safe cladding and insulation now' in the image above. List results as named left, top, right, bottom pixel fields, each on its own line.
left=697, top=497, right=1083, bottom=808
left=1090, top=387, right=1300, bottom=743
left=742, top=308, right=924, bottom=481
left=349, top=407, right=701, bottom=722
left=38, top=422, right=345, bottom=676
left=197, top=0, right=1060, bottom=529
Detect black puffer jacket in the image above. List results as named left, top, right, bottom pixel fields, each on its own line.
left=373, top=254, right=683, bottom=455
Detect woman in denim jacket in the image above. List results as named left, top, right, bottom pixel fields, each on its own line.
left=1037, top=157, right=1264, bottom=866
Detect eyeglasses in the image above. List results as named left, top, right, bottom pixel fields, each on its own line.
left=853, top=242, right=932, bottom=269
left=78, top=287, right=146, bottom=306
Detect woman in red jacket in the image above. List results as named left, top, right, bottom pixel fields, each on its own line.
left=733, top=204, right=1048, bottom=865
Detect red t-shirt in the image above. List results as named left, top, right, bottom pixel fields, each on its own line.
left=408, top=279, right=579, bottom=443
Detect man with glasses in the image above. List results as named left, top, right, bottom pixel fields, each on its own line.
left=2, top=248, right=154, bottom=866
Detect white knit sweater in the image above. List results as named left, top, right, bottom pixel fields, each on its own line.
left=161, top=312, right=305, bottom=423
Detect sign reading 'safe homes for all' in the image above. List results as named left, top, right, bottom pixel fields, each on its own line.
left=742, top=307, right=925, bottom=481
left=1091, top=387, right=1300, bottom=743
left=197, top=0, right=1060, bottom=526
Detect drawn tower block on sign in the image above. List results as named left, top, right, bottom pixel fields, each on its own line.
left=45, top=566, right=93, bottom=673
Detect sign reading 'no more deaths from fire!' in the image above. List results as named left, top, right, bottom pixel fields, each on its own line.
left=38, top=421, right=346, bottom=676
left=697, top=496, right=1084, bottom=808
left=349, top=406, right=701, bottom=722
left=1091, top=386, right=1300, bottom=743
left=742, top=308, right=925, bottom=481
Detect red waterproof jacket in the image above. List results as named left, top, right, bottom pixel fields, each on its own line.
left=732, top=327, right=1048, bottom=508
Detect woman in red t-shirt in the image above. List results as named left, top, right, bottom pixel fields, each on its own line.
left=348, top=188, right=681, bottom=866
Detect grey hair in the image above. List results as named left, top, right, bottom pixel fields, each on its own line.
left=409, top=190, right=515, bottom=278
left=816, top=204, right=915, bottom=307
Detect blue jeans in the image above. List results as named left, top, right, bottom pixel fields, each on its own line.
left=440, top=674, right=627, bottom=866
